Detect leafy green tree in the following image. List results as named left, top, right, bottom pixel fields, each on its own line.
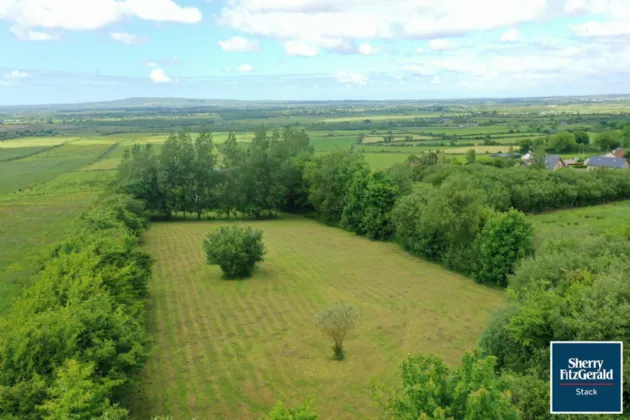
left=465, top=149, right=477, bottom=164
left=387, top=163, right=413, bottom=196
left=340, top=171, right=370, bottom=235
left=530, top=145, right=547, bottom=169
left=261, top=399, right=318, bottom=420
left=594, top=130, right=620, bottom=151
left=158, top=133, right=183, bottom=218
left=304, top=149, right=368, bottom=225
left=361, top=171, right=399, bottom=240
left=316, top=303, right=358, bottom=361
left=517, top=139, right=533, bottom=154
left=193, top=132, right=217, bottom=219
left=548, top=132, right=577, bottom=153
left=203, top=226, right=266, bottom=279
left=38, top=360, right=128, bottom=420
left=573, top=131, right=590, bottom=145
left=222, top=131, right=243, bottom=168
left=474, top=209, right=534, bottom=287
left=375, top=351, right=520, bottom=419
left=356, top=133, right=365, bottom=145
left=620, top=125, right=630, bottom=148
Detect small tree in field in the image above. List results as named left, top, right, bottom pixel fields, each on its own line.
left=316, top=303, right=358, bottom=361
left=203, top=226, right=265, bottom=279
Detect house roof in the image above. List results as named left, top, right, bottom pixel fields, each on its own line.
left=586, top=156, right=628, bottom=168
left=545, top=155, right=562, bottom=168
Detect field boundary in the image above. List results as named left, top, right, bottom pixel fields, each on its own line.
left=0, top=141, right=68, bottom=162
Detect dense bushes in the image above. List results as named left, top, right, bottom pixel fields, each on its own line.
left=479, top=235, right=630, bottom=417
left=391, top=176, right=533, bottom=285
left=374, top=351, right=520, bottom=419
left=203, top=226, right=266, bottom=279
left=423, top=164, right=630, bottom=213
left=0, top=195, right=151, bottom=419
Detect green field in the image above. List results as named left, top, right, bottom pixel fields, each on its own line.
left=128, top=217, right=504, bottom=419
left=530, top=200, right=630, bottom=247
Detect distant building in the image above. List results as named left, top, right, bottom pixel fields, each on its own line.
left=612, top=148, right=625, bottom=158
left=544, top=155, right=565, bottom=171
left=585, top=156, right=629, bottom=171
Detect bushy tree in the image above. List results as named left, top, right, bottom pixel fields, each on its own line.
left=466, top=149, right=477, bottom=164
left=304, top=149, right=368, bottom=225
left=375, top=351, right=520, bottom=419
left=594, top=130, right=620, bottom=151
left=361, top=172, right=399, bottom=240
left=340, top=171, right=370, bottom=235
left=474, top=209, right=534, bottom=287
left=387, top=163, right=413, bottom=196
left=316, top=303, right=358, bottom=361
left=573, top=131, right=590, bottom=145
left=203, top=226, right=266, bottom=279
left=548, top=132, right=577, bottom=153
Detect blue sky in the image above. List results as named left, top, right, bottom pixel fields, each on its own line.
left=1, top=0, right=630, bottom=105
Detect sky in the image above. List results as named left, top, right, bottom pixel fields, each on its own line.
left=1, top=0, right=630, bottom=105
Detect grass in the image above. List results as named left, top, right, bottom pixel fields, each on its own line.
left=529, top=200, right=630, bottom=247
left=129, top=216, right=504, bottom=419
left=0, top=140, right=116, bottom=194
left=363, top=153, right=410, bottom=170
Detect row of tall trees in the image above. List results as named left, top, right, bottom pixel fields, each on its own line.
left=117, top=128, right=313, bottom=219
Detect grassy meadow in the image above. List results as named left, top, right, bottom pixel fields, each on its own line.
left=530, top=200, right=630, bottom=247
left=128, top=217, right=504, bottom=419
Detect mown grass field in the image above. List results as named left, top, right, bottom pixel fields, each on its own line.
left=129, top=217, right=504, bottom=419
left=530, top=200, right=630, bottom=247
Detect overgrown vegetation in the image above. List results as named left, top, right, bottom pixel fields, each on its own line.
left=0, top=195, right=151, bottom=419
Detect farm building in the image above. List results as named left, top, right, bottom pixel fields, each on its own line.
left=544, top=155, right=565, bottom=171
left=585, top=156, right=629, bottom=171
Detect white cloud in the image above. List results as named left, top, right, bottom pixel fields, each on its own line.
left=224, top=67, right=233, bottom=73
left=238, top=64, right=253, bottom=72
left=428, top=38, right=458, bottom=51
left=9, top=27, right=59, bottom=40
left=431, top=76, right=441, bottom=84
left=572, top=21, right=630, bottom=38
left=500, top=28, right=521, bottom=42
left=4, top=70, right=32, bottom=79
left=358, top=42, right=377, bottom=55
left=145, top=62, right=158, bottom=67
left=416, top=47, right=425, bottom=54
left=217, top=36, right=260, bottom=52
left=0, top=0, right=202, bottom=40
left=459, top=81, right=469, bottom=87
left=150, top=68, right=172, bottom=83
left=110, top=31, right=147, bottom=44
left=218, top=0, right=553, bottom=54
left=335, top=71, right=368, bottom=86
left=282, top=40, right=320, bottom=56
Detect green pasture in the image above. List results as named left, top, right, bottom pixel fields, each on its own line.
left=129, top=217, right=504, bottom=419
left=529, top=200, right=630, bottom=247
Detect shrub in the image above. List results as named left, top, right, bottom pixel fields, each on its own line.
left=261, top=399, right=318, bottom=420
left=374, top=351, right=520, bottom=419
left=203, top=226, right=266, bottom=279
left=315, top=303, right=358, bottom=361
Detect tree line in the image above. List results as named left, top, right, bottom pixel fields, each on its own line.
left=417, top=162, right=630, bottom=213
left=117, top=128, right=313, bottom=219
left=0, top=195, right=151, bottom=419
